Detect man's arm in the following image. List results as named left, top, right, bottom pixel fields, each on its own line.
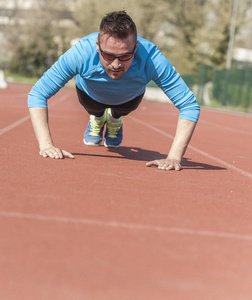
left=29, top=107, right=74, bottom=159
left=146, top=119, right=196, bottom=170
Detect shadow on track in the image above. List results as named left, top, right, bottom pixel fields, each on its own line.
left=181, top=157, right=226, bottom=170
left=72, top=146, right=226, bottom=171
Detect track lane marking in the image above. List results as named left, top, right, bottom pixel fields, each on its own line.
left=2, top=88, right=251, bottom=181
left=129, top=116, right=252, bottom=180
left=0, top=115, right=30, bottom=136
left=0, top=210, right=252, bottom=241
left=0, top=93, right=70, bottom=136
left=199, top=120, right=252, bottom=136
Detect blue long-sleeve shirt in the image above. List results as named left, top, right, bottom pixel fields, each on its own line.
left=28, top=32, right=200, bottom=122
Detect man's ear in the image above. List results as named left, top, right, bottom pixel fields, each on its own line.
left=135, top=40, right=139, bottom=52
left=96, top=38, right=99, bottom=52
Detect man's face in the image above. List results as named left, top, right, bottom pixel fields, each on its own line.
left=96, top=33, right=138, bottom=80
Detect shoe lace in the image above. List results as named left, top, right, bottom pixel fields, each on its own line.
left=107, top=120, right=122, bottom=138
left=90, top=117, right=104, bottom=136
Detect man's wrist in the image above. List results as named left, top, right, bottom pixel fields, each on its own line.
left=167, top=153, right=182, bottom=162
left=39, top=142, right=54, bottom=150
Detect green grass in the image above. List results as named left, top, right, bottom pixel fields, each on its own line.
left=209, top=98, right=251, bottom=113
left=6, top=73, right=38, bottom=85
left=5, top=72, right=75, bottom=89
left=147, top=80, right=158, bottom=88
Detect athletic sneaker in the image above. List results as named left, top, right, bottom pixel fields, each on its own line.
left=83, top=115, right=105, bottom=146
left=104, top=109, right=123, bottom=148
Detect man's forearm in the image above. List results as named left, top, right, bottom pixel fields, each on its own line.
left=167, top=118, right=196, bottom=162
left=29, top=107, right=54, bottom=150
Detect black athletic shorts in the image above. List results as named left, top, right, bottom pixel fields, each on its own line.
left=76, top=86, right=145, bottom=118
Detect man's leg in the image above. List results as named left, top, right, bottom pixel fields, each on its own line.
left=104, top=92, right=145, bottom=147
left=76, top=86, right=107, bottom=146
left=76, top=86, right=107, bottom=117
left=110, top=92, right=145, bottom=118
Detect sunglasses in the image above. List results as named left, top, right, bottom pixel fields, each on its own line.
left=98, top=42, right=137, bottom=62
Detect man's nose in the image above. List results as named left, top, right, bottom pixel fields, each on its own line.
left=111, top=58, right=122, bottom=69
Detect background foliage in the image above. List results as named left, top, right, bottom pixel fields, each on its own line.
left=2, top=0, right=252, bottom=76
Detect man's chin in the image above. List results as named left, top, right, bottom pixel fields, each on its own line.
left=107, top=70, right=125, bottom=80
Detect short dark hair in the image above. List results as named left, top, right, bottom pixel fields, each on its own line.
left=99, top=11, right=137, bottom=43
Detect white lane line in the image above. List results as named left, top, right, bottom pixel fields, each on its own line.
left=0, top=93, right=70, bottom=136
left=0, top=115, right=30, bottom=136
left=48, top=93, right=70, bottom=107
left=129, top=116, right=252, bottom=180
left=1, top=210, right=252, bottom=241
left=187, top=145, right=252, bottom=179
left=200, top=120, right=252, bottom=136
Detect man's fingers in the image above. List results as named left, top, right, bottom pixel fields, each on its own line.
left=40, top=149, right=62, bottom=159
left=146, top=160, right=160, bottom=167
left=40, top=150, right=50, bottom=157
left=40, top=151, right=48, bottom=158
left=39, top=147, right=74, bottom=159
left=165, top=162, right=181, bottom=171
left=62, top=150, right=75, bottom=159
left=174, top=162, right=181, bottom=171
left=146, top=159, right=181, bottom=171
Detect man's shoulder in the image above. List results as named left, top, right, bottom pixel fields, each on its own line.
left=78, top=32, right=98, bottom=44
left=137, top=37, right=158, bottom=54
left=137, top=36, right=155, bottom=47
left=136, top=37, right=160, bottom=61
left=70, top=32, right=98, bottom=55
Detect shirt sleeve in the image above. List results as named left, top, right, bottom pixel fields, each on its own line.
left=148, top=46, right=200, bottom=122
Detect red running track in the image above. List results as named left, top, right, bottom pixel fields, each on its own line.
left=1, top=83, right=252, bottom=300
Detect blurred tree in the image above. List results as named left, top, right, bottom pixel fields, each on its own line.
left=3, top=0, right=252, bottom=77
left=5, top=0, right=72, bottom=77
left=146, top=0, right=252, bottom=73
left=68, top=0, right=139, bottom=38
left=131, top=0, right=164, bottom=42
left=208, top=0, right=252, bottom=67
left=157, top=0, right=208, bottom=73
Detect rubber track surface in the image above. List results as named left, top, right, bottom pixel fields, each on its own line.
left=1, top=84, right=252, bottom=300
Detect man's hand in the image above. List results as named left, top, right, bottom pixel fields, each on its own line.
left=29, top=107, right=74, bottom=160
left=39, top=145, right=74, bottom=159
left=146, top=158, right=181, bottom=171
left=146, top=119, right=197, bottom=171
